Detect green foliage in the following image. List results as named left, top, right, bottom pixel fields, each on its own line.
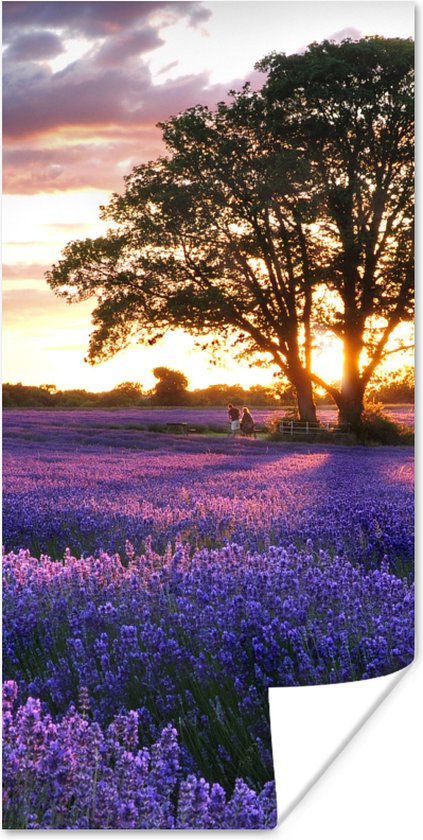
left=2, top=382, right=60, bottom=408
left=189, top=383, right=280, bottom=407
left=258, top=36, right=414, bottom=418
left=3, top=372, right=413, bottom=412
left=359, top=402, right=414, bottom=445
left=367, top=365, right=414, bottom=404
left=98, top=381, right=143, bottom=406
left=151, top=367, right=189, bottom=406
left=2, top=382, right=144, bottom=409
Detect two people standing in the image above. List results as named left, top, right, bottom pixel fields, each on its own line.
left=227, top=404, right=256, bottom=437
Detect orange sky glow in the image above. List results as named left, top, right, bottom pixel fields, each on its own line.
left=2, top=1, right=414, bottom=393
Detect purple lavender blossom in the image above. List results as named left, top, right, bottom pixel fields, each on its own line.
left=2, top=411, right=414, bottom=828
left=3, top=684, right=277, bottom=829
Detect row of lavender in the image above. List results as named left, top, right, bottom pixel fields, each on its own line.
left=3, top=682, right=276, bottom=830
left=3, top=422, right=414, bottom=828
left=3, top=543, right=414, bottom=828
left=3, top=434, right=414, bottom=576
left=3, top=404, right=415, bottom=437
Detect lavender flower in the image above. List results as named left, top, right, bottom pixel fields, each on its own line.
left=2, top=412, right=414, bottom=828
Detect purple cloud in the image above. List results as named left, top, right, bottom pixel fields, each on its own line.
left=1, top=1, right=259, bottom=195
left=3, top=38, right=249, bottom=137
left=5, top=30, right=65, bottom=62
left=2, top=2, right=211, bottom=40
left=3, top=59, right=147, bottom=137
left=94, top=27, right=165, bottom=66
left=156, top=59, right=179, bottom=76
left=3, top=59, right=263, bottom=194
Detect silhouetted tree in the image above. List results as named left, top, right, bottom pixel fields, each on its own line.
left=2, top=382, right=59, bottom=407
left=46, top=87, right=321, bottom=421
left=259, top=36, right=414, bottom=428
left=368, top=364, right=414, bottom=404
left=101, top=381, right=143, bottom=406
left=46, top=37, right=413, bottom=429
left=151, top=367, right=189, bottom=405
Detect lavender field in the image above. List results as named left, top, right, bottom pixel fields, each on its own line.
left=3, top=412, right=414, bottom=829
left=3, top=404, right=415, bottom=437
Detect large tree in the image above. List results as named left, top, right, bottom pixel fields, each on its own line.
left=46, top=90, right=323, bottom=421
left=47, top=37, right=413, bottom=429
left=258, top=36, right=414, bottom=428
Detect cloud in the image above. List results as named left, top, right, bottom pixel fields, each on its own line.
left=4, top=40, right=247, bottom=141
left=44, top=222, right=95, bottom=231
left=3, top=65, right=262, bottom=194
left=3, top=288, right=66, bottom=317
left=2, top=131, right=165, bottom=193
left=2, top=2, right=211, bottom=41
left=3, top=57, right=149, bottom=138
left=3, top=36, right=257, bottom=138
left=128, top=70, right=231, bottom=123
left=94, top=27, right=165, bottom=66
left=2, top=1, right=258, bottom=195
left=2, top=263, right=50, bottom=281
left=5, top=30, right=65, bottom=62
left=2, top=48, right=259, bottom=194
left=327, top=27, right=362, bottom=44
left=2, top=288, right=94, bottom=327
left=156, top=59, right=179, bottom=76
left=3, top=59, right=52, bottom=98
left=296, top=26, right=363, bottom=55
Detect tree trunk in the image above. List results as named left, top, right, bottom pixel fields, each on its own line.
left=291, top=369, right=317, bottom=422
left=337, top=389, right=365, bottom=430
left=337, top=333, right=365, bottom=431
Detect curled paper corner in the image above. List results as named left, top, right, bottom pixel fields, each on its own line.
left=269, top=658, right=421, bottom=837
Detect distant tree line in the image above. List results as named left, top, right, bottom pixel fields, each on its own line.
left=2, top=377, right=279, bottom=409
left=2, top=381, right=144, bottom=409
left=366, top=365, right=414, bottom=405
left=3, top=365, right=413, bottom=409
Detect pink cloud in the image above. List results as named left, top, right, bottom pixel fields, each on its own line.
left=327, top=26, right=362, bottom=43
left=156, top=59, right=179, bottom=76
left=2, top=1, right=262, bottom=195
left=3, top=63, right=263, bottom=195
left=3, top=288, right=68, bottom=318
left=2, top=263, right=51, bottom=281
left=3, top=59, right=149, bottom=137
left=128, top=70, right=262, bottom=124
left=3, top=130, right=166, bottom=193
left=44, top=222, right=95, bottom=231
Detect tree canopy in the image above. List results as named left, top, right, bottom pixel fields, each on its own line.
left=46, top=36, right=414, bottom=428
left=258, top=36, right=414, bottom=425
left=151, top=367, right=189, bottom=405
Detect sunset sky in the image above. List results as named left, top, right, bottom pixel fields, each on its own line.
left=2, top=1, right=414, bottom=392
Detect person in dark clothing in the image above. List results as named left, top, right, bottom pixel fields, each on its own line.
left=227, top=403, right=241, bottom=436
left=240, top=406, right=255, bottom=437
